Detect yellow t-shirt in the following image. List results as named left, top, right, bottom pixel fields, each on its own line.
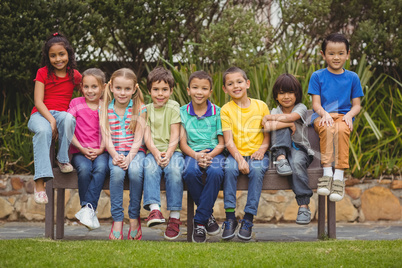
left=221, top=98, right=270, bottom=156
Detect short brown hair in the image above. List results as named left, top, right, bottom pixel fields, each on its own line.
left=272, top=73, right=302, bottom=105
left=188, top=71, right=212, bottom=89
left=223, top=66, right=247, bottom=86
left=147, top=66, right=175, bottom=91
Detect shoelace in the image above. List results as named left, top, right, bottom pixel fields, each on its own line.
left=86, top=204, right=96, bottom=217
left=222, top=221, right=234, bottom=230
left=239, top=220, right=253, bottom=230
left=207, top=215, right=216, bottom=227
left=195, top=226, right=206, bottom=235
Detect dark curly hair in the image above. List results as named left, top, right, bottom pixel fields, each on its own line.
left=41, top=32, right=77, bottom=84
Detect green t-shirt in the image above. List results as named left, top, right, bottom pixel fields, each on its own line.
left=146, top=99, right=181, bottom=152
left=180, top=100, right=223, bottom=152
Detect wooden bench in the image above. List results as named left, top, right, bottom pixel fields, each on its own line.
left=45, top=111, right=336, bottom=241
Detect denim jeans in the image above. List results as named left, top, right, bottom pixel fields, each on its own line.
left=271, top=128, right=313, bottom=205
left=71, top=152, right=109, bottom=210
left=183, top=154, right=225, bottom=225
left=143, top=152, right=184, bottom=211
left=28, top=111, right=76, bottom=181
left=224, top=153, right=269, bottom=215
left=109, top=151, right=145, bottom=221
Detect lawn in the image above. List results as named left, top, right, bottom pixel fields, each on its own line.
left=1, top=239, right=401, bottom=267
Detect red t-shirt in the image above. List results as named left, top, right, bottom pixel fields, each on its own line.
left=31, top=66, right=82, bottom=115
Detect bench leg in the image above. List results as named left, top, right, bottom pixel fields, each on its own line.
left=327, top=197, right=336, bottom=239
left=317, top=195, right=326, bottom=239
left=187, top=192, right=194, bottom=242
left=56, top=189, right=65, bottom=239
left=45, top=180, right=55, bottom=239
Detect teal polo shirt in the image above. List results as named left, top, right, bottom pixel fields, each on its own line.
left=180, top=100, right=223, bottom=152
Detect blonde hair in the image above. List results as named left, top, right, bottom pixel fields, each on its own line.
left=100, top=68, right=144, bottom=135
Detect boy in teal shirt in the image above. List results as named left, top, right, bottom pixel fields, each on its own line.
left=180, top=71, right=225, bottom=243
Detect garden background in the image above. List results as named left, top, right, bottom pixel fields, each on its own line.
left=0, top=0, right=401, bottom=222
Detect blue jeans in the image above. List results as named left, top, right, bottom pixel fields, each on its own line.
left=183, top=154, right=225, bottom=225
left=71, top=152, right=109, bottom=210
left=109, top=151, right=145, bottom=221
left=28, top=111, right=76, bottom=181
left=224, top=154, right=269, bottom=215
left=271, top=128, right=313, bottom=205
left=143, top=152, right=184, bottom=211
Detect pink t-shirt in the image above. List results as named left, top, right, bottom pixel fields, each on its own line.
left=68, top=97, right=102, bottom=154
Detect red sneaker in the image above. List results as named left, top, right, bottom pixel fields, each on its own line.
left=164, top=217, right=182, bottom=240
left=146, top=210, right=165, bottom=227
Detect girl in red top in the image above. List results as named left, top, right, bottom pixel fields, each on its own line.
left=28, top=33, right=82, bottom=204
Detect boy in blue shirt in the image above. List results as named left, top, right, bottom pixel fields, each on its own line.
left=180, top=71, right=225, bottom=243
left=308, top=33, right=364, bottom=202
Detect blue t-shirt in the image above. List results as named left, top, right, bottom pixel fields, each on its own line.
left=308, top=68, right=364, bottom=123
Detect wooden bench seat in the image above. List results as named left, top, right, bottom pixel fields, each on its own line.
left=45, top=111, right=336, bottom=241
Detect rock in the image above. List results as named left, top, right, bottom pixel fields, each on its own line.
left=24, top=196, right=45, bottom=220
left=361, top=186, right=401, bottom=221
left=255, top=198, right=275, bottom=221
left=335, top=197, right=359, bottom=222
left=217, top=191, right=224, bottom=199
left=345, top=178, right=360, bottom=186
left=379, top=179, right=392, bottom=184
left=8, top=196, right=16, bottom=205
left=262, top=190, right=278, bottom=195
left=65, top=192, right=81, bottom=219
left=25, top=180, right=35, bottom=194
left=283, top=199, right=316, bottom=221
left=0, top=190, right=22, bottom=196
left=11, top=177, right=24, bottom=190
left=97, top=195, right=111, bottom=219
left=104, top=190, right=110, bottom=196
left=391, top=180, right=402, bottom=190
left=345, top=187, right=362, bottom=199
left=0, top=178, right=7, bottom=190
left=212, top=199, right=226, bottom=221
left=0, top=198, right=14, bottom=218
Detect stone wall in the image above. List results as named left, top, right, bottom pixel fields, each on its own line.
left=1, top=175, right=401, bottom=223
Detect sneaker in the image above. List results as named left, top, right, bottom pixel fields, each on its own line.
left=329, top=180, right=345, bottom=202
left=237, top=219, right=253, bottom=240
left=34, top=187, right=48, bottom=204
left=317, top=176, right=332, bottom=196
left=56, top=161, right=73, bottom=173
left=79, top=204, right=100, bottom=230
left=75, top=207, right=84, bottom=221
left=206, top=215, right=220, bottom=236
left=164, top=217, right=182, bottom=240
left=221, top=219, right=238, bottom=240
left=295, top=207, right=311, bottom=225
left=192, top=222, right=207, bottom=243
left=146, top=210, right=165, bottom=227
left=274, top=159, right=293, bottom=176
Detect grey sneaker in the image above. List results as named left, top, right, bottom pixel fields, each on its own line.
left=237, top=219, right=253, bottom=240
left=221, top=219, right=238, bottom=240
left=192, top=223, right=207, bottom=243
left=296, top=207, right=311, bottom=225
left=206, top=215, right=220, bottom=236
left=317, top=176, right=332, bottom=196
left=274, top=159, right=293, bottom=176
left=329, top=180, right=345, bottom=202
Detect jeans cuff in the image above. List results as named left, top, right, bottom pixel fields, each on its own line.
left=167, top=206, right=182, bottom=211
left=296, top=196, right=310, bottom=206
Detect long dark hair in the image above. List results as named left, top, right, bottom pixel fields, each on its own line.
left=41, top=32, right=77, bottom=84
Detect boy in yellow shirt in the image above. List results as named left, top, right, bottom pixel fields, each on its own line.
left=220, top=67, right=270, bottom=240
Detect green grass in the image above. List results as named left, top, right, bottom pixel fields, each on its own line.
left=1, top=239, right=401, bottom=267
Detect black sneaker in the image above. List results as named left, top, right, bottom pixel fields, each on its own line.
left=192, top=223, right=207, bottom=243
left=206, top=215, right=220, bottom=236
left=221, top=219, right=238, bottom=240
left=237, top=219, right=253, bottom=240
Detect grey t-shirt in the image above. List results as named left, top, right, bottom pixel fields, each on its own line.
left=271, top=103, right=314, bottom=156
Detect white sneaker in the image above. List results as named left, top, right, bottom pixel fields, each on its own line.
left=80, top=204, right=99, bottom=230
left=75, top=207, right=85, bottom=221
left=329, top=180, right=345, bottom=202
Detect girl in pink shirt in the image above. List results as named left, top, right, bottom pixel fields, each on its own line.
left=68, top=68, right=109, bottom=230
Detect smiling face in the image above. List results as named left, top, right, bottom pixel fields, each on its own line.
left=150, top=80, right=172, bottom=108
left=82, top=75, right=102, bottom=104
left=321, top=41, right=350, bottom=74
left=187, top=78, right=212, bottom=106
left=276, top=90, right=296, bottom=110
left=222, top=72, right=250, bottom=102
left=48, top=43, right=69, bottom=74
left=110, top=76, right=135, bottom=106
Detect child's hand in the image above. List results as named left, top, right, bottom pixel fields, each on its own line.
left=112, top=154, right=125, bottom=166
left=194, top=149, right=210, bottom=162
left=262, top=114, right=274, bottom=126
left=198, top=153, right=213, bottom=169
left=250, top=150, right=264, bottom=161
left=160, top=152, right=171, bottom=168
left=319, top=112, right=334, bottom=127
left=342, top=113, right=354, bottom=131
left=238, top=158, right=250, bottom=175
left=290, top=122, right=296, bottom=135
left=153, top=150, right=163, bottom=166
left=119, top=155, right=132, bottom=171
left=50, top=120, right=58, bottom=140
left=80, top=147, right=93, bottom=160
